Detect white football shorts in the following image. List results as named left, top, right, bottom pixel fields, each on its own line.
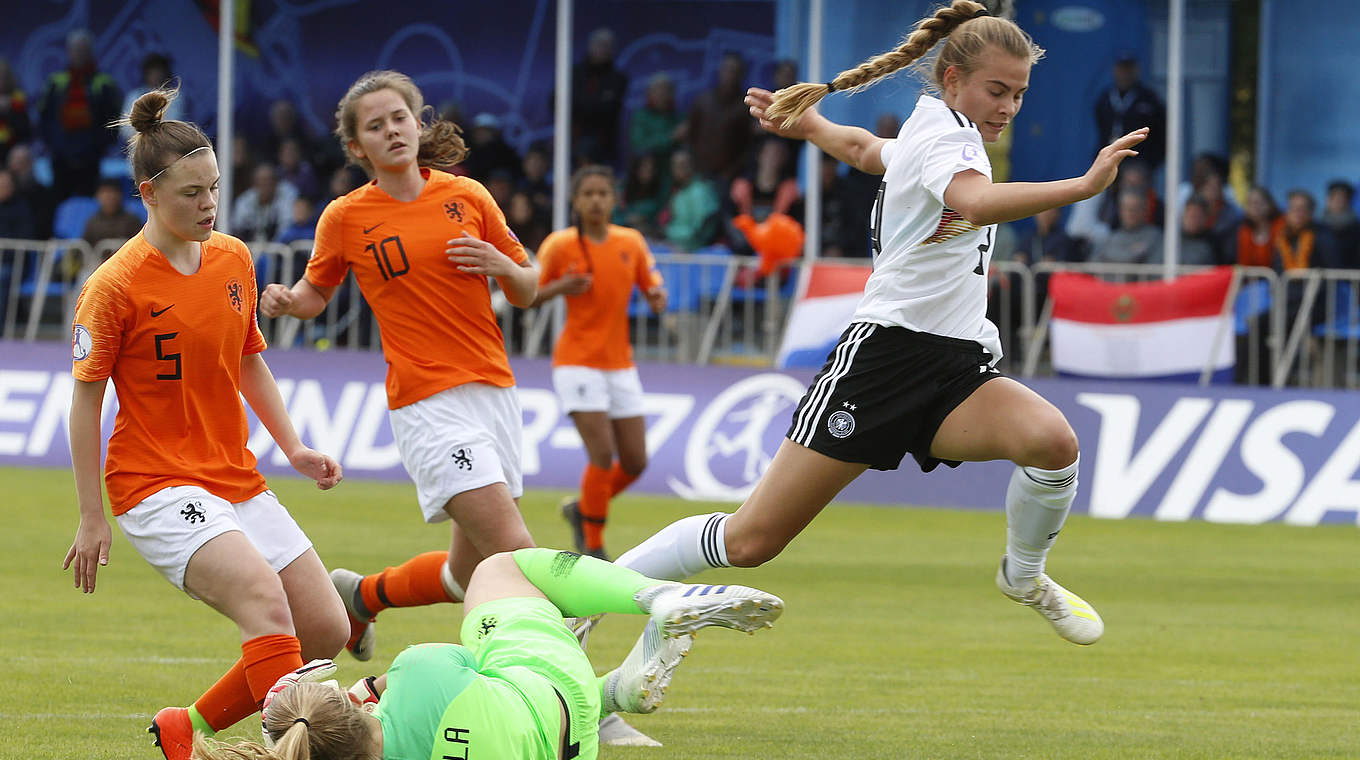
left=389, top=382, right=524, bottom=522
left=552, top=365, right=646, bottom=419
left=117, top=486, right=311, bottom=594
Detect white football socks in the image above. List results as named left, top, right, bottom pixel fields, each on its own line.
left=614, top=512, right=731, bottom=581
left=1003, top=457, right=1078, bottom=586
left=439, top=561, right=466, bottom=603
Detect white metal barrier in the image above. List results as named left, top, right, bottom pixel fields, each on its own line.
left=9, top=235, right=1357, bottom=390
left=516, top=251, right=793, bottom=365
left=0, top=238, right=100, bottom=343
left=1276, top=268, right=1360, bottom=389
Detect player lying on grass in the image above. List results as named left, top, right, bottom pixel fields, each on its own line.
left=192, top=548, right=784, bottom=760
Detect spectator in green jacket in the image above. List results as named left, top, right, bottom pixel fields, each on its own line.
left=662, top=149, right=719, bottom=251
left=628, top=73, right=683, bottom=168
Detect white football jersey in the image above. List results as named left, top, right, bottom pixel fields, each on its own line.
left=852, top=95, right=1001, bottom=363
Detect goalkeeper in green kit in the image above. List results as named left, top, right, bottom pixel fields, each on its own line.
left=193, top=548, right=783, bottom=760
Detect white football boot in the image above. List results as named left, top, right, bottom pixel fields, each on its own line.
left=996, top=556, right=1104, bottom=645
left=645, top=582, right=784, bottom=638
left=601, top=619, right=694, bottom=714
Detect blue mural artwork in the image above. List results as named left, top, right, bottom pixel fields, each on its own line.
left=2, top=0, right=775, bottom=157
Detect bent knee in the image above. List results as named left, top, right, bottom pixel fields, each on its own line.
left=1020, top=422, right=1079, bottom=470
left=300, top=608, right=351, bottom=660
left=479, top=551, right=521, bottom=573
left=619, top=456, right=647, bottom=478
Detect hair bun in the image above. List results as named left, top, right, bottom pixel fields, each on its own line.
left=128, top=88, right=179, bottom=133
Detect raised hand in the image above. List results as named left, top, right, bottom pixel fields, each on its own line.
left=1083, top=128, right=1150, bottom=197
left=746, top=87, right=818, bottom=140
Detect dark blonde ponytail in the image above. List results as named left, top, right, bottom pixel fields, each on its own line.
left=766, top=1, right=1042, bottom=128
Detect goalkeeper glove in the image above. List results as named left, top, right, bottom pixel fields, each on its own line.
left=347, top=676, right=381, bottom=713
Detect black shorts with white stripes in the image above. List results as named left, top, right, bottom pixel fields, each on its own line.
left=785, top=322, right=1004, bottom=472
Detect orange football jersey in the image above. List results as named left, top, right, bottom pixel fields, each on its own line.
left=537, top=225, right=662, bottom=369
left=306, top=169, right=528, bottom=409
left=72, top=232, right=268, bottom=515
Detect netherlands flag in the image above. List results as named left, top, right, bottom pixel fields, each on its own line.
left=1049, top=267, right=1236, bottom=382
left=776, top=262, right=871, bottom=369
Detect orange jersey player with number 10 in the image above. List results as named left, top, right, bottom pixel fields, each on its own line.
left=63, top=87, right=349, bottom=760
left=260, top=70, right=541, bottom=665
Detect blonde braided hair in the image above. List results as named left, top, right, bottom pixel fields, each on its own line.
left=765, top=1, right=1043, bottom=128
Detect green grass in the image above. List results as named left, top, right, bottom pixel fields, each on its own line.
left=5, top=465, right=1357, bottom=759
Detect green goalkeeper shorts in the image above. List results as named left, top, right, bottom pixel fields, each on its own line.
left=460, top=596, right=602, bottom=760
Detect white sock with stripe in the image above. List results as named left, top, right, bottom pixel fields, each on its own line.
left=439, top=561, right=466, bottom=603
left=614, top=512, right=731, bottom=581
left=1003, top=457, right=1078, bottom=586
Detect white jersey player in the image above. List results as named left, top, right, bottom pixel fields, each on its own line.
left=610, top=0, right=1148, bottom=647
left=856, top=93, right=1002, bottom=362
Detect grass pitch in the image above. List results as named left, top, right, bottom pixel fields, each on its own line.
left=5, top=465, right=1357, bottom=759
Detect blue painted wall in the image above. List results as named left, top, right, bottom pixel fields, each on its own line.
left=0, top=0, right=775, bottom=157
left=1260, top=0, right=1360, bottom=199
left=775, top=0, right=1158, bottom=184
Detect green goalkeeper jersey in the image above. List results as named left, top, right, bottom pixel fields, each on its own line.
left=375, top=643, right=557, bottom=760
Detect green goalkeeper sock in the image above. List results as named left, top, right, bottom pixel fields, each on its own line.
left=511, top=548, right=674, bottom=617
left=187, top=705, right=215, bottom=736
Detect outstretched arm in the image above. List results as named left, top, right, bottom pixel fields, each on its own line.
left=746, top=87, right=889, bottom=175
left=944, top=127, right=1149, bottom=227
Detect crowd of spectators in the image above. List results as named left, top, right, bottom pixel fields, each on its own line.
left=1000, top=54, right=1360, bottom=277
left=1, top=28, right=1356, bottom=287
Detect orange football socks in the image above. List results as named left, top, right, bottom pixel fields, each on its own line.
left=358, top=551, right=456, bottom=615
left=608, top=462, right=640, bottom=497
left=191, top=633, right=302, bottom=732
left=580, top=463, right=613, bottom=550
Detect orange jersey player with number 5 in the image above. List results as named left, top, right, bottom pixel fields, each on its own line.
left=63, top=88, right=350, bottom=760
left=260, top=71, right=540, bottom=664
left=532, top=165, right=667, bottom=560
